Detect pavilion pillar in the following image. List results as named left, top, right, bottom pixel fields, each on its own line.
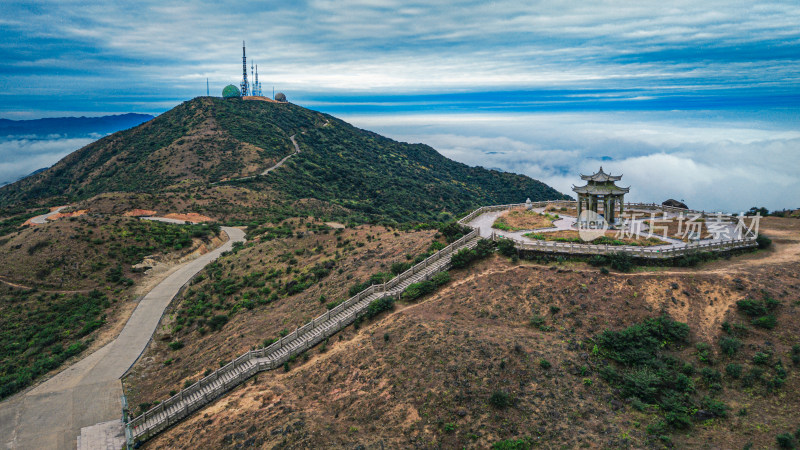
left=613, top=197, right=617, bottom=223
left=577, top=195, right=583, bottom=219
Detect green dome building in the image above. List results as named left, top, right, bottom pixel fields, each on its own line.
left=222, top=85, right=241, bottom=98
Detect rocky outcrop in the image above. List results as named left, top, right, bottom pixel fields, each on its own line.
left=663, top=199, right=688, bottom=209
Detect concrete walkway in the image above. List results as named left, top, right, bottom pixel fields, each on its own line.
left=0, top=226, right=245, bottom=450
left=467, top=207, right=736, bottom=251
left=29, top=206, right=67, bottom=224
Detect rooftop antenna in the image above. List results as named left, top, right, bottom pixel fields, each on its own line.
left=240, top=41, right=249, bottom=96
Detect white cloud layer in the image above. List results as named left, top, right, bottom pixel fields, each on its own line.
left=0, top=137, right=94, bottom=184
left=343, top=112, right=800, bottom=213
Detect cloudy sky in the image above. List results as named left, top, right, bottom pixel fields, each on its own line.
left=1, top=0, right=799, bottom=210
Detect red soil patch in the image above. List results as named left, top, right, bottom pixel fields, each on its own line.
left=49, top=209, right=88, bottom=221
left=124, top=209, right=158, bottom=217
left=161, top=212, right=214, bottom=223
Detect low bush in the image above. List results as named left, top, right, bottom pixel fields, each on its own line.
left=431, top=271, right=450, bottom=286
left=777, top=433, right=796, bottom=449
left=489, top=390, right=513, bottom=409
left=752, top=314, right=777, bottom=329
left=737, top=299, right=767, bottom=317
left=719, top=336, right=742, bottom=357
left=496, top=238, right=517, bottom=257
left=450, top=247, right=477, bottom=269
left=207, top=314, right=229, bottom=331
left=725, top=363, right=743, bottom=379
left=363, top=296, right=394, bottom=320
left=402, top=280, right=436, bottom=301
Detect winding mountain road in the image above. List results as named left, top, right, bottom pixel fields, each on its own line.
left=29, top=206, right=67, bottom=224
left=0, top=225, right=245, bottom=449
left=261, top=134, right=299, bottom=175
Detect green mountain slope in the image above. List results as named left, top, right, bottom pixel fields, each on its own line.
left=0, top=97, right=568, bottom=221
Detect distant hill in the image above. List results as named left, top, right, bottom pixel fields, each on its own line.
left=0, top=113, right=154, bottom=139
left=0, top=97, right=568, bottom=221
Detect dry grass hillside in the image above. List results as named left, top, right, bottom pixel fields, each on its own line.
left=0, top=211, right=225, bottom=400
left=123, top=220, right=439, bottom=414
left=130, top=216, right=800, bottom=449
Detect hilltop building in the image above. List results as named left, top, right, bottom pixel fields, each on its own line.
left=572, top=167, right=629, bottom=225
left=222, top=85, right=241, bottom=98
left=221, top=41, right=285, bottom=102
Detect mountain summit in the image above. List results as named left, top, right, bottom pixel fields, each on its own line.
left=0, top=97, right=567, bottom=221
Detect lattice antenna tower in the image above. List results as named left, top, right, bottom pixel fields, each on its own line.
left=254, top=64, right=261, bottom=96
left=251, top=61, right=254, bottom=95
left=240, top=41, right=249, bottom=96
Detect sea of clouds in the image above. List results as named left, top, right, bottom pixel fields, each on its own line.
left=344, top=112, right=800, bottom=214
left=0, top=136, right=97, bottom=185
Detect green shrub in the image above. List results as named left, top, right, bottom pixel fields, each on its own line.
left=777, top=433, right=796, bottom=449
left=719, top=336, right=742, bottom=357
left=696, top=342, right=712, bottom=363
left=207, top=314, right=229, bottom=331
left=168, top=341, right=184, bottom=351
left=402, top=280, right=435, bottom=301
left=431, top=271, right=451, bottom=286
left=529, top=315, right=546, bottom=328
left=450, top=247, right=477, bottom=269
left=492, top=438, right=533, bottom=450
left=736, top=299, right=767, bottom=317
left=595, top=315, right=689, bottom=366
left=390, top=261, right=412, bottom=275
left=364, top=296, right=394, bottom=319
left=753, top=352, right=771, bottom=365
left=665, top=411, right=692, bottom=429
left=474, top=239, right=496, bottom=258
left=725, top=363, right=742, bottom=379
left=608, top=252, right=634, bottom=272
left=752, top=315, right=777, bottom=329
left=489, top=390, right=513, bottom=409
left=700, top=367, right=722, bottom=384
left=702, top=396, right=729, bottom=418
left=539, top=359, right=551, bottom=369
left=756, top=234, right=772, bottom=249
left=496, top=238, right=517, bottom=257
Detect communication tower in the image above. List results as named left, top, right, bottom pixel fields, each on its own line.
left=254, top=64, right=261, bottom=96
left=240, top=41, right=250, bottom=96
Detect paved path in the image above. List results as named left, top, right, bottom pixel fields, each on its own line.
left=261, top=134, right=299, bottom=175
left=29, top=206, right=67, bottom=224
left=468, top=207, right=737, bottom=250
left=0, top=226, right=245, bottom=450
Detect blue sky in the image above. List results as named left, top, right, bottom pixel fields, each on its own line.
left=1, top=0, right=799, bottom=210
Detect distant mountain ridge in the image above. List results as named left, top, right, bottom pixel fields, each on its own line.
left=0, top=113, right=154, bottom=139
left=0, top=98, right=568, bottom=221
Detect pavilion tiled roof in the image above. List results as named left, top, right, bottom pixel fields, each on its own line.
left=579, top=166, right=622, bottom=182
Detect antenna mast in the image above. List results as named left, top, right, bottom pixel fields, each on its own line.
left=206, top=78, right=209, bottom=96
left=254, top=64, right=260, bottom=96
left=240, top=41, right=249, bottom=96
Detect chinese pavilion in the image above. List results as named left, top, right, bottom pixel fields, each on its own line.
left=572, top=167, right=629, bottom=225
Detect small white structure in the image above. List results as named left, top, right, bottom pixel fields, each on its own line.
left=525, top=198, right=532, bottom=210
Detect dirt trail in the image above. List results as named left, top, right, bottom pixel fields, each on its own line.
left=261, top=134, right=300, bottom=175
